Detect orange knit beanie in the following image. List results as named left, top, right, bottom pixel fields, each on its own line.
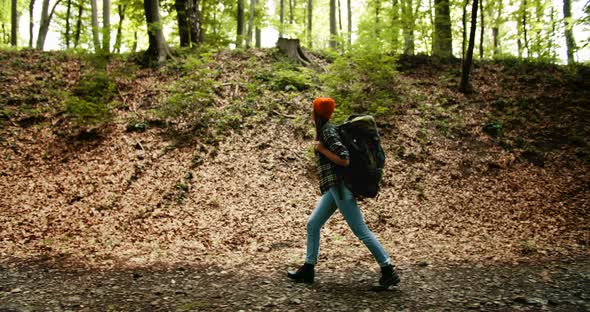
left=313, top=97, right=336, bottom=120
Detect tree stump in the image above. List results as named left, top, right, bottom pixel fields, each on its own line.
left=277, top=38, right=313, bottom=66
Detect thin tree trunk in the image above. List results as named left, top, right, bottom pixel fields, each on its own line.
left=103, top=0, right=110, bottom=53
left=329, top=0, right=337, bottom=48
left=402, top=0, right=414, bottom=55
left=563, top=0, right=576, bottom=64
left=237, top=0, right=244, bottom=46
left=492, top=0, right=501, bottom=56
left=433, top=0, right=452, bottom=58
left=176, top=0, right=189, bottom=46
left=479, top=0, right=483, bottom=58
left=391, top=0, right=400, bottom=51
left=375, top=0, right=380, bottom=36
left=426, top=0, right=434, bottom=54
left=144, top=0, right=171, bottom=63
left=279, top=0, right=284, bottom=37
left=36, top=0, right=63, bottom=50
left=522, top=0, right=529, bottom=58
left=255, top=27, right=261, bottom=47
left=533, top=0, right=542, bottom=57
left=188, top=0, right=202, bottom=46
left=11, top=0, right=18, bottom=46
left=65, top=0, right=71, bottom=48
left=132, top=30, right=137, bottom=52
left=114, top=4, right=126, bottom=53
left=29, top=0, right=35, bottom=48
left=338, top=0, right=342, bottom=34
left=307, top=0, right=312, bottom=47
left=549, top=6, right=556, bottom=60
left=197, top=0, right=207, bottom=44
left=462, top=0, right=468, bottom=59
left=246, top=0, right=256, bottom=48
left=90, top=0, right=100, bottom=52
left=347, top=0, right=351, bottom=46
left=74, top=0, right=83, bottom=48
left=460, top=0, right=478, bottom=93
left=289, top=0, right=293, bottom=24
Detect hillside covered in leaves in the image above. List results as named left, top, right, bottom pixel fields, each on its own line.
left=0, top=48, right=588, bottom=275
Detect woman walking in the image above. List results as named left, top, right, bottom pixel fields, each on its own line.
left=287, top=97, right=400, bottom=290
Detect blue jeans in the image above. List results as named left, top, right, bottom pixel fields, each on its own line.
left=305, top=182, right=392, bottom=267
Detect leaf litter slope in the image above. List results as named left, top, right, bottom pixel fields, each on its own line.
left=0, top=50, right=588, bottom=275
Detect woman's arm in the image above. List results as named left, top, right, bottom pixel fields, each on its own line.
left=315, top=141, right=350, bottom=167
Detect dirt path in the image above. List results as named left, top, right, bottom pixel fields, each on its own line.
left=1, top=257, right=589, bottom=311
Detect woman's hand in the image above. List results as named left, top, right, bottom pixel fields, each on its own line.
left=314, top=141, right=325, bottom=152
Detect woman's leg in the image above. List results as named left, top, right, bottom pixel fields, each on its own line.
left=305, top=190, right=338, bottom=265
left=330, top=183, right=391, bottom=267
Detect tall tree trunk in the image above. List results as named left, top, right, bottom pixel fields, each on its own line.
left=246, top=0, right=256, bottom=48
left=433, top=0, right=452, bottom=58
left=462, top=0, right=468, bottom=59
left=492, top=0, right=501, bottom=57
left=479, top=0, right=483, bottom=58
left=521, top=0, right=529, bottom=57
left=37, top=0, right=50, bottom=49
left=103, top=0, right=110, bottom=53
left=65, top=0, right=72, bottom=48
left=176, top=0, right=189, bottom=46
left=114, top=4, right=126, bottom=53
left=11, top=0, right=18, bottom=46
left=549, top=6, right=556, bottom=60
left=391, top=0, right=400, bottom=51
left=329, top=0, right=337, bottom=48
left=144, top=0, right=171, bottom=63
left=279, top=0, right=284, bottom=37
left=375, top=0, right=380, bottom=36
left=188, top=0, right=202, bottom=46
left=199, top=0, right=206, bottom=39
left=36, top=0, right=63, bottom=50
left=289, top=0, right=293, bottom=24
left=307, top=0, right=312, bottom=47
left=402, top=0, right=415, bottom=55
left=563, top=0, right=576, bottom=64
left=90, top=0, right=101, bottom=52
left=426, top=0, right=434, bottom=54
left=338, top=0, right=343, bottom=34
left=460, top=0, right=478, bottom=93
left=74, top=0, right=83, bottom=48
left=255, top=26, right=261, bottom=47
left=347, top=0, right=351, bottom=46
left=29, top=0, right=35, bottom=48
left=237, top=0, right=244, bottom=46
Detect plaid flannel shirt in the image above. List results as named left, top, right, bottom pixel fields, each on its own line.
left=316, top=122, right=350, bottom=194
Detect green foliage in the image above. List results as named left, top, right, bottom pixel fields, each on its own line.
left=253, top=53, right=316, bottom=92
left=321, top=44, right=400, bottom=123
left=483, top=121, right=504, bottom=137
left=64, top=70, right=115, bottom=127
left=270, top=68, right=314, bottom=91
left=159, top=53, right=251, bottom=137
left=158, top=56, right=217, bottom=129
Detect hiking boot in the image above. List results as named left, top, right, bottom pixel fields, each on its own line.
left=372, top=264, right=400, bottom=291
left=287, top=263, right=315, bottom=283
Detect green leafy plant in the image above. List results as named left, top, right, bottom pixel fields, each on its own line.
left=64, top=70, right=115, bottom=127
left=321, top=44, right=400, bottom=123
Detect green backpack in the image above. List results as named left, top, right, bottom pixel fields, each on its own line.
left=336, top=115, right=386, bottom=198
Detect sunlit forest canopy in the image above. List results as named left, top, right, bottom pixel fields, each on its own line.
left=0, top=0, right=588, bottom=63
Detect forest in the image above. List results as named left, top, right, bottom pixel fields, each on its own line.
left=0, top=0, right=588, bottom=63
left=0, top=0, right=589, bottom=311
